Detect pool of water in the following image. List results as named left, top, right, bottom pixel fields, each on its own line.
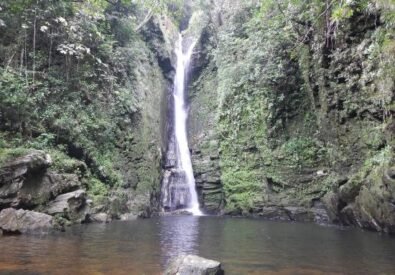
left=1, top=216, right=395, bottom=274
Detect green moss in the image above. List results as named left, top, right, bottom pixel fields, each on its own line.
left=342, top=145, right=392, bottom=197
left=364, top=145, right=392, bottom=175
left=279, top=137, right=325, bottom=168
left=222, top=168, right=264, bottom=213
left=360, top=125, right=386, bottom=150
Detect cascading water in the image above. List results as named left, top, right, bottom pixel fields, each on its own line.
left=161, top=34, right=202, bottom=216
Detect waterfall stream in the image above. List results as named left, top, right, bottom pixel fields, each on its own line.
left=161, top=34, right=202, bottom=216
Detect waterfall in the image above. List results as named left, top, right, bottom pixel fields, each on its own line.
left=161, top=34, right=202, bottom=216
left=173, top=35, right=201, bottom=215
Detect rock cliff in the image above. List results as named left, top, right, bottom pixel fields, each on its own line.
left=0, top=0, right=393, bottom=234
left=187, top=0, right=394, bottom=233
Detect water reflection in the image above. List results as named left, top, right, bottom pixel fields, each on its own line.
left=159, top=216, right=200, bottom=266
left=1, top=217, right=395, bottom=274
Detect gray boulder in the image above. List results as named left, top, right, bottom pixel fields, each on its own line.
left=120, top=213, right=137, bottom=221
left=90, top=213, right=110, bottom=223
left=0, top=208, right=53, bottom=234
left=46, top=190, right=88, bottom=223
left=0, top=150, right=52, bottom=182
left=0, top=150, right=81, bottom=210
left=165, top=255, right=224, bottom=275
left=0, top=150, right=51, bottom=209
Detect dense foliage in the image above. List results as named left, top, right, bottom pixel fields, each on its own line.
left=0, top=0, right=180, bottom=205
left=0, top=0, right=394, bottom=227
left=190, top=0, right=394, bottom=214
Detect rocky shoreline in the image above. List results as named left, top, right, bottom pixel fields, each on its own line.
left=0, top=149, right=393, bottom=235
left=0, top=150, right=113, bottom=235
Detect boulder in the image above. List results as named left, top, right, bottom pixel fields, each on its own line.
left=0, top=208, right=53, bottom=234
left=110, top=189, right=154, bottom=219
left=0, top=150, right=51, bottom=209
left=0, top=150, right=52, bottom=182
left=46, top=190, right=88, bottom=223
left=17, top=173, right=80, bottom=209
left=0, top=172, right=80, bottom=209
left=90, top=213, right=110, bottom=223
left=0, top=151, right=81, bottom=210
left=165, top=255, right=224, bottom=275
left=323, top=166, right=395, bottom=233
left=120, top=213, right=137, bottom=221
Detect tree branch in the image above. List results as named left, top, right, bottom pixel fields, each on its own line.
left=134, top=9, right=154, bottom=32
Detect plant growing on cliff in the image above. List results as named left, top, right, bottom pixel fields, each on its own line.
left=0, top=0, right=166, bottom=194
left=282, top=137, right=324, bottom=168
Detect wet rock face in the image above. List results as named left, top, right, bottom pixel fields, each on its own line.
left=188, top=42, right=224, bottom=214
left=256, top=206, right=330, bottom=224
left=184, top=0, right=394, bottom=233
left=192, top=146, right=223, bottom=214
left=161, top=169, right=192, bottom=211
left=324, top=166, right=395, bottom=234
left=0, top=208, right=53, bottom=234
left=165, top=255, right=224, bottom=275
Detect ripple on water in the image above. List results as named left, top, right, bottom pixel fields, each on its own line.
left=1, top=216, right=395, bottom=275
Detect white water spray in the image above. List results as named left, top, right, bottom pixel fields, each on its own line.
left=172, top=34, right=202, bottom=216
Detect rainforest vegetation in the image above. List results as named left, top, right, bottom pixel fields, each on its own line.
left=0, top=0, right=394, bottom=233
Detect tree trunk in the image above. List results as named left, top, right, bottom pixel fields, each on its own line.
left=32, top=9, right=37, bottom=86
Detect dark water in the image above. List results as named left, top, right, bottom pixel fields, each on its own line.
left=1, top=216, right=395, bottom=275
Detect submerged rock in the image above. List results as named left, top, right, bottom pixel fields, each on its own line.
left=0, top=208, right=53, bottom=234
left=255, top=205, right=329, bottom=223
left=165, top=255, right=224, bottom=275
